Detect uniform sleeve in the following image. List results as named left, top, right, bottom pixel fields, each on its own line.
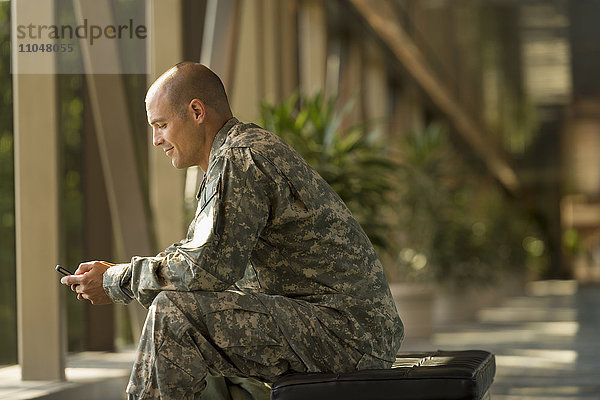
left=104, top=148, right=272, bottom=308
left=103, top=263, right=135, bottom=304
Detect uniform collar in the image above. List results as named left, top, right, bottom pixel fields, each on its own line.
left=198, top=118, right=239, bottom=199
left=208, top=117, right=239, bottom=167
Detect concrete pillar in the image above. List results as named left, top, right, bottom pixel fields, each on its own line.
left=201, top=0, right=240, bottom=92
left=280, top=0, right=299, bottom=99
left=12, top=0, right=64, bottom=381
left=363, top=42, right=390, bottom=137
left=339, top=36, right=364, bottom=130
left=325, top=36, right=342, bottom=100
left=564, top=101, right=600, bottom=197
left=147, top=0, right=186, bottom=250
left=298, top=0, right=327, bottom=96
left=182, top=0, right=208, bottom=62
left=258, top=0, right=282, bottom=104
left=392, top=81, right=424, bottom=138
left=231, top=0, right=261, bottom=121
left=83, top=85, right=115, bottom=352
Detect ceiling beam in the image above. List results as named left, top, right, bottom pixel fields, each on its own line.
left=348, top=0, right=520, bottom=194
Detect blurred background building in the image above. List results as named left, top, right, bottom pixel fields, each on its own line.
left=1, top=0, right=599, bottom=385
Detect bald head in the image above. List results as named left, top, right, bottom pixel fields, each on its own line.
left=147, top=62, right=232, bottom=120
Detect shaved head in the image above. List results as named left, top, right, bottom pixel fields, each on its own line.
left=147, top=62, right=232, bottom=119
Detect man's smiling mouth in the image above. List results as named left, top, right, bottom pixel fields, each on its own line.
left=164, top=146, right=174, bottom=155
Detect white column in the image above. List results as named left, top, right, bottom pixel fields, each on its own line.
left=147, top=0, right=186, bottom=250
left=12, top=0, right=64, bottom=381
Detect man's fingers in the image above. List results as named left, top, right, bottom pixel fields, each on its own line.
left=75, top=262, right=94, bottom=275
left=62, top=260, right=112, bottom=305
left=98, top=261, right=115, bottom=268
left=61, top=274, right=84, bottom=285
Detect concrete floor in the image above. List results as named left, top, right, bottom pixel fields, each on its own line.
left=402, top=280, right=600, bottom=399
left=2, top=280, right=598, bottom=399
left=0, top=351, right=133, bottom=400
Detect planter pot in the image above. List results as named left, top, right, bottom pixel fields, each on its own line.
left=433, top=274, right=526, bottom=327
left=433, top=286, right=488, bottom=326
left=389, top=283, right=435, bottom=340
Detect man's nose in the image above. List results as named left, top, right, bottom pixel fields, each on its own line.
left=152, top=128, right=163, bottom=147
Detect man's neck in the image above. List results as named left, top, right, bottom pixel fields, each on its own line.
left=200, top=116, right=236, bottom=172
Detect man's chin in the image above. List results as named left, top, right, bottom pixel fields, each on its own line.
left=172, top=159, right=191, bottom=169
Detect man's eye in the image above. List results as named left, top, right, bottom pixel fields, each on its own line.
left=158, top=124, right=166, bottom=129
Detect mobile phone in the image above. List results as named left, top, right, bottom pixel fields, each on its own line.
left=55, top=264, right=74, bottom=276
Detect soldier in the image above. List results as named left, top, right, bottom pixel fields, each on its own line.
left=61, top=62, right=403, bottom=400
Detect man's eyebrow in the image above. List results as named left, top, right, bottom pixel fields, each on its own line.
left=149, top=117, right=165, bottom=125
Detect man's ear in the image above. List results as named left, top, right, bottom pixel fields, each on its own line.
left=189, top=99, right=206, bottom=124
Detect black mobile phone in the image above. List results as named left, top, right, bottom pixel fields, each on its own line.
left=55, top=264, right=74, bottom=276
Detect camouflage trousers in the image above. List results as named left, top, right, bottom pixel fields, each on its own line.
left=125, top=290, right=374, bottom=400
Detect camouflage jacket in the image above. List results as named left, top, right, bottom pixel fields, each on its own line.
left=103, top=118, right=403, bottom=361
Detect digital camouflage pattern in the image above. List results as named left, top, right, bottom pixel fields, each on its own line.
left=104, top=118, right=404, bottom=399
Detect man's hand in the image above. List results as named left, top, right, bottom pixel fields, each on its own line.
left=60, top=261, right=114, bottom=305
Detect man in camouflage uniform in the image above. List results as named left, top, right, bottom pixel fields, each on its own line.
left=61, top=62, right=403, bottom=400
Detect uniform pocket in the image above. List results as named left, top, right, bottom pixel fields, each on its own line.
left=196, top=290, right=281, bottom=348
